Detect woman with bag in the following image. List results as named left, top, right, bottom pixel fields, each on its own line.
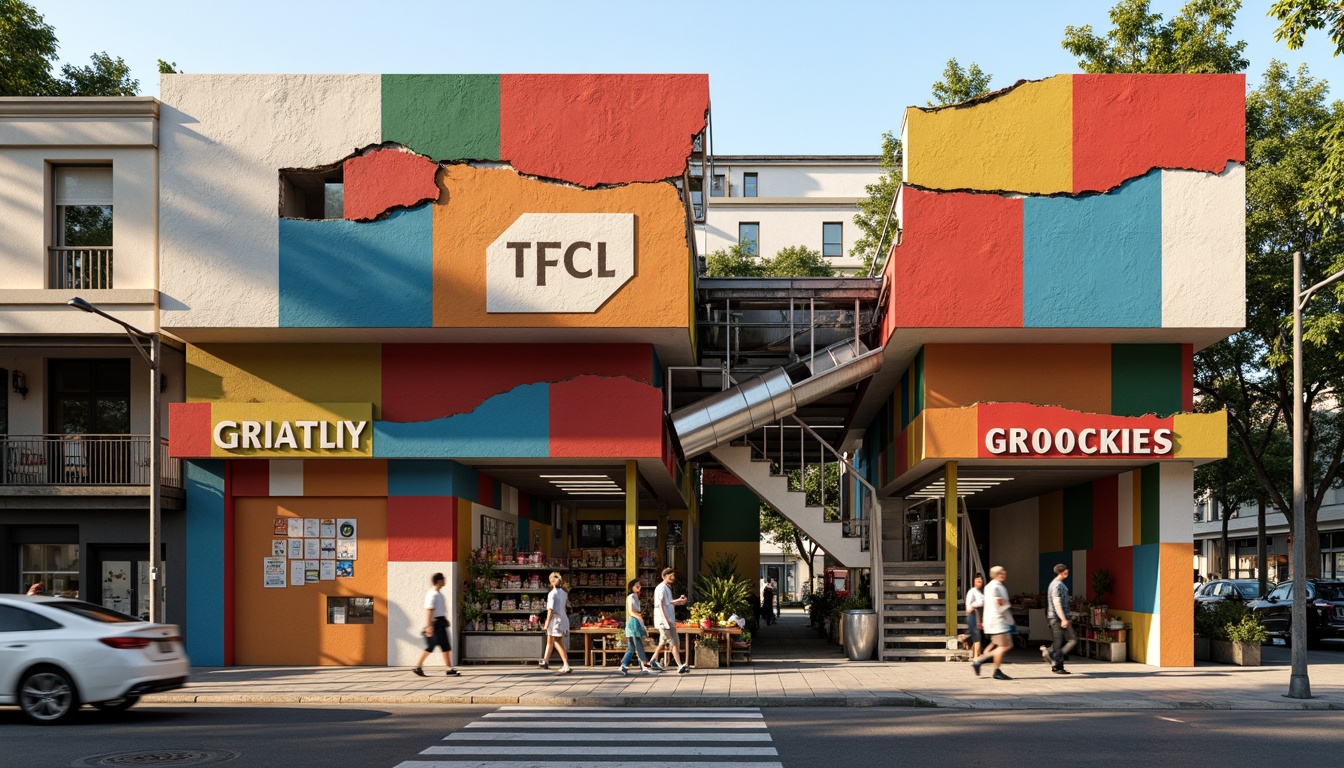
left=619, top=579, right=656, bottom=676
left=538, top=571, right=572, bottom=674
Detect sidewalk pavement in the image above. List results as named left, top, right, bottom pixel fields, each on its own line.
left=147, top=610, right=1344, bottom=711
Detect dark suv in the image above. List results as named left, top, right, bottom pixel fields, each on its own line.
left=1250, top=580, right=1344, bottom=648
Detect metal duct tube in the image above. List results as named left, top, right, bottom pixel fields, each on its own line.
left=670, top=340, right=881, bottom=459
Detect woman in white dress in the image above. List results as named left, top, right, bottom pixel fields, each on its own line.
left=539, top=571, right=571, bottom=674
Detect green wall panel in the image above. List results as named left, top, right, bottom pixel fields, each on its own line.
left=1111, top=344, right=1183, bottom=417
left=701, top=485, right=762, bottom=542
left=381, top=74, right=500, bottom=161
left=1062, top=482, right=1093, bottom=552
left=1140, top=464, right=1161, bottom=545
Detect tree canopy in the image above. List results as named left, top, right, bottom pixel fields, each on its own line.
left=704, top=243, right=836, bottom=278
left=0, top=0, right=139, bottom=96
left=929, top=58, right=993, bottom=106
left=1062, top=0, right=1248, bottom=74
left=1271, top=0, right=1344, bottom=57
left=849, top=131, right=901, bottom=273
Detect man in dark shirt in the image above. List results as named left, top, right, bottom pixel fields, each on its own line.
left=1045, top=563, right=1077, bottom=674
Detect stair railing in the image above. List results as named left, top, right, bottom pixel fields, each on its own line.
left=959, top=496, right=986, bottom=609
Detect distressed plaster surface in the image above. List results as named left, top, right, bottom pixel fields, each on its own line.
left=381, top=75, right=500, bottom=162
left=485, top=213, right=635, bottom=313
left=499, top=74, right=708, bottom=187
left=1161, top=165, right=1245, bottom=329
left=159, top=74, right=381, bottom=330
left=343, top=148, right=441, bottom=222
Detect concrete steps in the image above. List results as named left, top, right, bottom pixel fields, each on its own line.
left=880, top=560, right=967, bottom=662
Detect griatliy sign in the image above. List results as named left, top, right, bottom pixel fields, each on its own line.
left=486, top=213, right=635, bottom=313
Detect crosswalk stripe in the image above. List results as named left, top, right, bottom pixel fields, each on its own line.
left=395, top=763, right=784, bottom=768
left=420, top=746, right=779, bottom=757
left=465, top=720, right=766, bottom=730
left=482, top=711, right=763, bottom=719
left=444, top=732, right=773, bottom=742
left=497, top=706, right=763, bottom=713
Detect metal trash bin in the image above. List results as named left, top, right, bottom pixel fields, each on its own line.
left=843, top=609, right=877, bottom=660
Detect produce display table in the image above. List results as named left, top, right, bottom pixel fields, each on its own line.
left=571, top=625, right=743, bottom=667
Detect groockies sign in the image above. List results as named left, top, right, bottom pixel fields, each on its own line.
left=486, top=213, right=636, bottom=313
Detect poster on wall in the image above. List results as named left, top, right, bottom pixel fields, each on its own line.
left=320, top=518, right=336, bottom=537
left=287, top=539, right=303, bottom=559
left=274, top=518, right=289, bottom=536
left=304, top=539, right=320, bottom=559
left=303, top=518, right=320, bottom=537
left=305, top=560, right=320, bottom=583
left=287, top=518, right=303, bottom=538
left=504, top=521, right=516, bottom=549
left=336, top=540, right=357, bottom=560
left=336, top=560, right=354, bottom=578
left=271, top=540, right=286, bottom=557
left=320, top=539, right=336, bottom=559
left=481, top=516, right=498, bottom=550
left=289, top=560, right=305, bottom=586
left=337, top=519, right=357, bottom=539
left=264, top=557, right=286, bottom=588
left=319, top=560, right=335, bottom=580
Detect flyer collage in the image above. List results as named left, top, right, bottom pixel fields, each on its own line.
left=263, top=517, right=358, bottom=588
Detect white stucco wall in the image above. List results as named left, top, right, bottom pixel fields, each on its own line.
left=388, top=561, right=459, bottom=667
left=989, top=496, right=1040, bottom=589
left=702, top=206, right=863, bottom=268
left=713, top=163, right=878, bottom=198
left=158, top=74, right=382, bottom=329
left=1161, top=164, right=1245, bottom=330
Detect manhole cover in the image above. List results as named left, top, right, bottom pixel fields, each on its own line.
left=74, top=750, right=239, bottom=767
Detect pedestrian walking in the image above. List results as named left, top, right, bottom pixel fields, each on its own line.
left=761, top=579, right=776, bottom=625
left=539, top=571, right=572, bottom=674
left=651, top=567, right=690, bottom=674
left=769, top=578, right=780, bottom=621
left=619, top=578, right=655, bottom=676
left=1044, top=563, right=1078, bottom=674
left=964, top=573, right=985, bottom=658
left=970, top=565, right=1015, bottom=680
left=412, top=572, right=459, bottom=677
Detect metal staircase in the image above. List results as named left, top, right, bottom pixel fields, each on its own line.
left=880, top=561, right=968, bottom=661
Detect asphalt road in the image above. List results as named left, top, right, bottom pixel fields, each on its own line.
left=3, top=703, right=1342, bottom=768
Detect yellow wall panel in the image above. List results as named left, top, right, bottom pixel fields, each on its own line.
left=1172, top=412, right=1228, bottom=460
left=700, top=541, right=759, bottom=583
left=923, top=407, right=979, bottom=459
left=187, top=344, right=382, bottom=410
left=1112, top=609, right=1153, bottom=664
left=904, top=76, right=1073, bottom=194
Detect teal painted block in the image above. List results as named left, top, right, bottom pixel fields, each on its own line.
left=184, top=460, right=225, bottom=666
left=1024, top=171, right=1162, bottom=328
left=373, top=384, right=549, bottom=459
left=1132, top=543, right=1160, bottom=613
left=1112, top=344, right=1184, bottom=417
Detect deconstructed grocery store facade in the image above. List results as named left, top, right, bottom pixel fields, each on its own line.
left=154, top=72, right=1242, bottom=667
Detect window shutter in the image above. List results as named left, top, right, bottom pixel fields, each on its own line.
left=54, top=167, right=113, bottom=206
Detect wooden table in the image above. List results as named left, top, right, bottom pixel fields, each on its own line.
left=571, top=625, right=743, bottom=667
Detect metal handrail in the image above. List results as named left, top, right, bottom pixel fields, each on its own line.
left=1, top=434, right=181, bottom=488
left=959, top=497, right=986, bottom=605
left=50, top=246, right=114, bottom=289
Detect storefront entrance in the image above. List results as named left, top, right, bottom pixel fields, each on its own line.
left=904, top=499, right=941, bottom=562
left=93, top=547, right=149, bottom=619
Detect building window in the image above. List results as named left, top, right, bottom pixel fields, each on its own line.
left=1, top=367, right=7, bottom=436
left=738, top=222, right=760, bottom=256
left=21, top=543, right=80, bottom=597
left=280, top=166, right=344, bottom=220
left=742, top=172, right=758, bottom=198
left=51, top=166, right=114, bottom=290
left=49, top=359, right=130, bottom=436
left=822, top=222, right=843, bottom=257
left=710, top=174, right=725, bottom=197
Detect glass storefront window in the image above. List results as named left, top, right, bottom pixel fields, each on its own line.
left=21, top=543, right=80, bottom=597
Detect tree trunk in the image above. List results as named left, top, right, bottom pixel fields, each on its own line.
left=1306, top=514, right=1322, bottom=579
left=1257, top=498, right=1268, bottom=599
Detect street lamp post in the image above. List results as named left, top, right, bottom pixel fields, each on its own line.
left=67, top=297, right=163, bottom=624
left=1288, top=252, right=1344, bottom=700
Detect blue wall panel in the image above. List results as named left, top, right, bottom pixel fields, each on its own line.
left=1023, top=170, right=1162, bottom=328
left=374, top=384, right=550, bottom=458
left=279, top=206, right=433, bottom=328
left=184, top=460, right=225, bottom=666
left=1132, top=543, right=1161, bottom=614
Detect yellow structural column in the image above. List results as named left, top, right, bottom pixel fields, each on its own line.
left=944, top=461, right=959, bottom=636
left=626, top=460, right=638, bottom=589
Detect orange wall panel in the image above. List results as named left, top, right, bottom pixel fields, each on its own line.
left=923, top=344, right=1112, bottom=413
left=431, top=166, right=691, bottom=330
left=303, top=460, right=389, bottom=497
left=234, top=497, right=388, bottom=666
left=1159, top=542, right=1194, bottom=666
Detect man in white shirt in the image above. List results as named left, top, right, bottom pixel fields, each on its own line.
left=964, top=573, right=986, bottom=658
left=969, top=566, right=1014, bottom=680
left=651, top=567, right=690, bottom=674
left=413, top=572, right=459, bottom=677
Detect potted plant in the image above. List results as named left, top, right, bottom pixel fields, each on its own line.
left=462, top=549, right=495, bottom=631
left=1193, top=602, right=1218, bottom=661
left=695, top=634, right=721, bottom=668
left=1203, top=601, right=1265, bottom=666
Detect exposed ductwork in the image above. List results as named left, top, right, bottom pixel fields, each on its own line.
left=670, top=339, right=882, bottom=458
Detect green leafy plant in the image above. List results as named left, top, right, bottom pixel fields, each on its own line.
left=461, top=550, right=496, bottom=627
left=1226, top=613, right=1269, bottom=644
left=1090, top=569, right=1113, bottom=608
left=1195, top=599, right=1262, bottom=642
left=809, top=588, right=838, bottom=628
left=697, top=634, right=721, bottom=651
left=693, top=574, right=751, bottom=621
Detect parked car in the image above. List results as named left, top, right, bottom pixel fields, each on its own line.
left=0, top=595, right=188, bottom=723
left=1249, top=580, right=1344, bottom=648
left=1195, top=579, right=1266, bottom=605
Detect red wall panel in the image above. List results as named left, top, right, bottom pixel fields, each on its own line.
left=387, top=496, right=457, bottom=562
left=550, top=375, right=663, bottom=459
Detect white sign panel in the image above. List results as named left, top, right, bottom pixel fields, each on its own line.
left=486, top=213, right=635, bottom=313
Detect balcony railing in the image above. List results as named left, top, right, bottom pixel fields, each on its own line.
left=50, top=246, right=114, bottom=289
left=1, top=435, right=181, bottom=488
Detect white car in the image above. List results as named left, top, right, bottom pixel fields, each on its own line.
left=0, top=595, right=189, bottom=723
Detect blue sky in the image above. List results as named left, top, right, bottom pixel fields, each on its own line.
left=35, top=0, right=1344, bottom=154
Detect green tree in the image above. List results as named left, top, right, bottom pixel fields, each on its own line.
left=704, top=244, right=835, bottom=278
left=158, top=59, right=180, bottom=74
left=849, top=130, right=901, bottom=273
left=0, top=0, right=138, bottom=96
left=929, top=58, right=993, bottom=106
left=1062, top=0, right=1248, bottom=74
left=705, top=242, right=763, bottom=277
left=1271, top=0, right=1344, bottom=56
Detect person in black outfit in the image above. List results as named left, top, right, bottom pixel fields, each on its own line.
left=762, top=580, right=775, bottom=625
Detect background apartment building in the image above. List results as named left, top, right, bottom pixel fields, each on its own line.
left=696, top=155, right=881, bottom=274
